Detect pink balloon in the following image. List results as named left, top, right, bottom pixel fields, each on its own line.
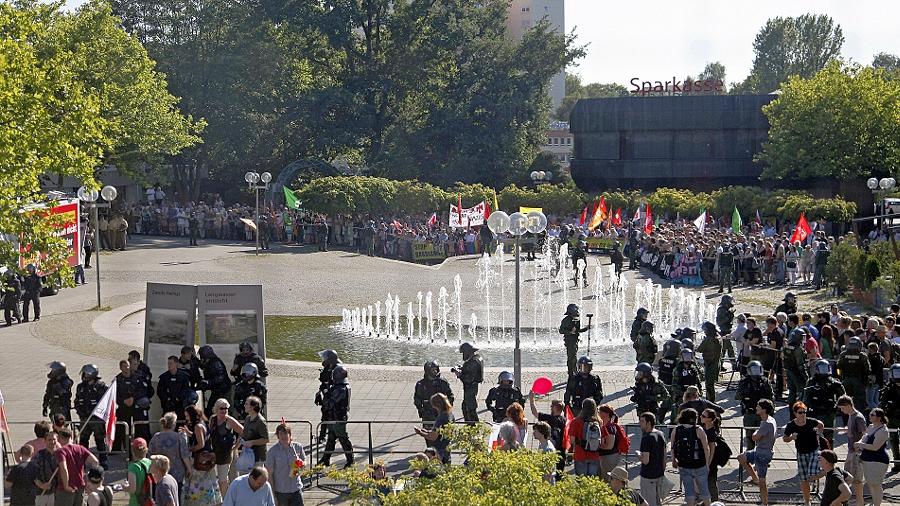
left=531, top=377, right=553, bottom=395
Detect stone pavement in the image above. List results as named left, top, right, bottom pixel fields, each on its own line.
left=0, top=236, right=892, bottom=504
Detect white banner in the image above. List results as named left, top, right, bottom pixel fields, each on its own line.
left=449, top=202, right=486, bottom=228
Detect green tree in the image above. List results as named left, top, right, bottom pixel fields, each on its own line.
left=738, top=14, right=844, bottom=93
left=873, top=52, right=900, bottom=73
left=0, top=2, right=107, bottom=276
left=697, top=61, right=727, bottom=94
left=758, top=62, right=900, bottom=181
left=555, top=73, right=628, bottom=121
left=825, top=242, right=862, bottom=294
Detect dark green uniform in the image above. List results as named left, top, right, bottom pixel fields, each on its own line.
left=671, top=360, right=703, bottom=423
left=716, top=303, right=736, bottom=363
left=631, top=379, right=670, bottom=418
left=781, top=343, right=809, bottom=409
left=559, top=315, right=588, bottom=377
left=735, top=375, right=773, bottom=450
left=564, top=372, right=604, bottom=418
left=837, top=350, right=870, bottom=412
left=802, top=376, right=845, bottom=445
left=696, top=335, right=722, bottom=402
left=717, top=248, right=734, bottom=293
left=637, top=331, right=657, bottom=364
left=454, top=354, right=483, bottom=424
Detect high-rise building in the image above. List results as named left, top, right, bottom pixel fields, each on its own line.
left=506, top=0, right=565, bottom=110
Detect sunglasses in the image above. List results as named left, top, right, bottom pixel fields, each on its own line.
left=218, top=407, right=228, bottom=411
left=796, top=410, right=807, bottom=415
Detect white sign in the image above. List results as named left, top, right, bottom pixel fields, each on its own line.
left=449, top=202, right=486, bottom=228
left=198, top=285, right=266, bottom=376
left=144, top=283, right=198, bottom=375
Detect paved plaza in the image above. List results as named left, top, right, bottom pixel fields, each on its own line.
left=0, top=236, right=893, bottom=504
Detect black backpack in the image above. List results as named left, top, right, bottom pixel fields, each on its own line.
left=674, top=425, right=705, bottom=468
left=712, top=433, right=732, bottom=467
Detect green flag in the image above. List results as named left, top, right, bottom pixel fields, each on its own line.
left=732, top=206, right=742, bottom=234
left=283, top=186, right=300, bottom=209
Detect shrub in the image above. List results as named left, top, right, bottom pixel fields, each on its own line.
left=824, top=242, right=863, bottom=293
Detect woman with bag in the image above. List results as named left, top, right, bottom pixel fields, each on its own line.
left=856, top=408, right=891, bottom=506
left=208, top=399, right=244, bottom=495
left=181, top=405, right=222, bottom=506
left=597, top=404, right=624, bottom=482
left=413, top=393, right=455, bottom=463
left=701, top=409, right=723, bottom=503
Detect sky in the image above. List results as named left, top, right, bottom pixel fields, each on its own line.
left=564, top=0, right=900, bottom=87
left=63, top=0, right=899, bottom=88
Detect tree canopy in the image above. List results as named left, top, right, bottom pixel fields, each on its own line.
left=555, top=73, right=628, bottom=120
left=757, top=62, right=900, bottom=182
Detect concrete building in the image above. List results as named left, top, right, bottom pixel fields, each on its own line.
left=542, top=120, right=573, bottom=170
left=506, top=0, right=565, bottom=110
left=569, top=94, right=777, bottom=192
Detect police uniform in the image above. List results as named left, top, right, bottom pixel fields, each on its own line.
left=319, top=367, right=353, bottom=467
left=671, top=357, right=703, bottom=422
left=21, top=271, right=42, bottom=321
left=716, top=298, right=736, bottom=362
left=75, top=373, right=109, bottom=468
left=485, top=382, right=525, bottom=423
left=233, top=379, right=268, bottom=417
left=717, top=246, right=734, bottom=293
left=43, top=370, right=73, bottom=421
left=735, top=374, right=773, bottom=450
left=199, top=347, right=232, bottom=417
left=178, top=353, right=203, bottom=390
left=802, top=375, right=845, bottom=445
left=559, top=309, right=588, bottom=377
left=453, top=345, right=483, bottom=424
left=157, top=368, right=193, bottom=414
left=413, top=365, right=455, bottom=424
left=231, top=351, right=268, bottom=383
left=2, top=272, right=22, bottom=325
left=636, top=326, right=657, bottom=365
left=781, top=334, right=809, bottom=410
left=630, top=314, right=647, bottom=359
left=631, top=377, right=670, bottom=418
left=837, top=344, right=870, bottom=412
left=656, top=339, right=680, bottom=422
left=316, top=361, right=340, bottom=441
left=696, top=329, right=722, bottom=401
left=571, top=242, right=587, bottom=286
left=564, top=371, right=604, bottom=418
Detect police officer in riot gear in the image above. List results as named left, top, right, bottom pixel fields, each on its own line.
left=318, top=365, right=353, bottom=468
left=735, top=360, right=773, bottom=450
left=485, top=371, right=525, bottom=423
left=179, top=345, right=203, bottom=390
left=837, top=336, right=870, bottom=411
left=802, top=359, right=845, bottom=446
left=696, top=321, right=723, bottom=401
left=21, top=263, right=42, bottom=321
left=716, top=294, right=736, bottom=364
left=2, top=268, right=22, bottom=326
left=564, top=356, right=604, bottom=417
left=657, top=337, right=681, bottom=422
left=414, top=361, right=454, bottom=426
left=315, top=349, right=341, bottom=442
left=680, top=327, right=697, bottom=346
left=231, top=341, right=268, bottom=383
left=571, top=240, right=588, bottom=287
left=451, top=343, right=483, bottom=424
left=113, top=358, right=152, bottom=448
left=775, top=292, right=798, bottom=317
left=636, top=321, right=657, bottom=365
left=782, top=328, right=809, bottom=414
left=717, top=243, right=734, bottom=293
left=198, top=345, right=232, bottom=417
left=879, top=363, right=900, bottom=471
left=672, top=348, right=703, bottom=422
left=630, top=308, right=650, bottom=358
left=43, top=361, right=73, bottom=421
left=630, top=362, right=670, bottom=418
left=233, top=363, right=267, bottom=418
left=559, top=304, right=590, bottom=377
left=75, top=364, right=109, bottom=468
left=157, top=355, right=194, bottom=414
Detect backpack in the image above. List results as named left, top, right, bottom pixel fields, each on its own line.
left=674, top=425, right=705, bottom=468
left=712, top=434, right=732, bottom=467
left=613, top=423, right=630, bottom=454
left=135, top=460, right=156, bottom=506
left=582, top=419, right=602, bottom=452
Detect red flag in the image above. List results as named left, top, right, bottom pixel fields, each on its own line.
left=790, top=212, right=812, bottom=244
left=613, top=208, right=622, bottom=226
left=562, top=405, right=574, bottom=451
left=632, top=206, right=641, bottom=223
left=427, top=213, right=437, bottom=227
left=599, top=197, right=608, bottom=219
left=392, top=219, right=403, bottom=231
left=483, top=200, right=491, bottom=220
left=579, top=206, right=588, bottom=226
left=91, top=380, right=117, bottom=448
left=755, top=209, right=762, bottom=225
left=644, top=204, right=654, bottom=235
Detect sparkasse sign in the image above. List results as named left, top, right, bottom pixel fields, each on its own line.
left=630, top=77, right=724, bottom=96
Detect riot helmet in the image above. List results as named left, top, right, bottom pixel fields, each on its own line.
left=681, top=327, right=697, bottom=342
left=26, top=263, right=36, bottom=273
left=681, top=348, right=694, bottom=362
left=459, top=342, right=478, bottom=359
left=846, top=336, right=863, bottom=353
left=577, top=356, right=593, bottom=374
left=680, top=338, right=694, bottom=351
left=565, top=304, right=579, bottom=317
left=636, top=307, right=649, bottom=319
left=662, top=339, right=682, bottom=358
left=198, top=345, right=217, bottom=362
left=788, top=328, right=806, bottom=347
left=181, top=390, right=199, bottom=410
left=239, top=341, right=254, bottom=354
left=640, top=321, right=655, bottom=334
left=671, top=328, right=683, bottom=340
left=635, top=362, right=653, bottom=381
left=783, top=292, right=796, bottom=302
left=241, top=362, right=259, bottom=380
left=424, top=360, right=441, bottom=379
left=497, top=371, right=514, bottom=385
left=47, top=361, right=66, bottom=380
left=332, top=365, right=349, bottom=384
left=814, top=359, right=832, bottom=377
left=747, top=360, right=764, bottom=377
left=720, top=294, right=734, bottom=306
left=318, top=349, right=339, bottom=368
left=79, top=364, right=99, bottom=382
left=890, top=363, right=900, bottom=382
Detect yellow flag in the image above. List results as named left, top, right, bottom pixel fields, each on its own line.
left=519, top=206, right=543, bottom=214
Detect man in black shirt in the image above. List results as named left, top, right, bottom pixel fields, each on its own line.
left=5, top=444, right=37, bottom=506
left=528, top=392, right=567, bottom=478
left=637, top=412, right=668, bottom=506
left=811, top=450, right=850, bottom=506
left=783, top=401, right=825, bottom=505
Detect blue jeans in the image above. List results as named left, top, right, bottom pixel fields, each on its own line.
left=867, top=384, right=881, bottom=410
left=574, top=459, right=601, bottom=476
left=775, top=260, right=786, bottom=283
left=679, top=465, right=711, bottom=502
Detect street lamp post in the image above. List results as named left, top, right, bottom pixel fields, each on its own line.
left=244, top=171, right=272, bottom=255
left=867, top=177, right=897, bottom=229
left=78, top=185, right=118, bottom=309
left=487, top=209, right=547, bottom=390
left=530, top=170, right=553, bottom=185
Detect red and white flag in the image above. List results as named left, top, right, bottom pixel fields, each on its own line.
left=91, top=381, right=117, bottom=448
left=427, top=213, right=437, bottom=227
left=644, top=204, right=654, bottom=235
left=790, top=212, right=812, bottom=244
left=0, top=388, right=9, bottom=434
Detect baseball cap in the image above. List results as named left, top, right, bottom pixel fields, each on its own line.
left=131, top=437, right=147, bottom=449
